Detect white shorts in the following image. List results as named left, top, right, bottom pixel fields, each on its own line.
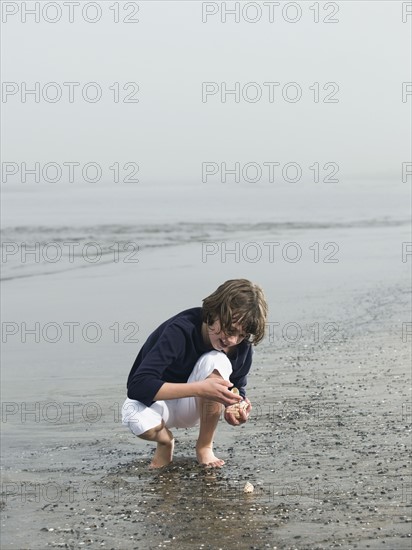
left=121, top=350, right=232, bottom=436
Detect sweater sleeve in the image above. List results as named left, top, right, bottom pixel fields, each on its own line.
left=127, top=323, right=186, bottom=407
left=230, top=345, right=253, bottom=399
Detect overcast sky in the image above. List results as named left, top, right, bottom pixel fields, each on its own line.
left=1, top=1, right=411, bottom=185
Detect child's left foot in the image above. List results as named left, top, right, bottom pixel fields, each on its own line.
left=196, top=444, right=225, bottom=467
left=149, top=438, right=175, bottom=469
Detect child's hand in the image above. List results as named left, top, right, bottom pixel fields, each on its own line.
left=224, top=397, right=252, bottom=426
left=198, top=377, right=243, bottom=406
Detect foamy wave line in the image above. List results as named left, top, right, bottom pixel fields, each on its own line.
left=1, top=218, right=410, bottom=282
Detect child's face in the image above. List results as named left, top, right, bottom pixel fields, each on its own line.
left=207, top=319, right=248, bottom=353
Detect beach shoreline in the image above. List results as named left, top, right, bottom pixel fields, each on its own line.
left=1, top=283, right=411, bottom=550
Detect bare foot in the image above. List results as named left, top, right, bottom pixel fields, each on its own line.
left=196, top=443, right=225, bottom=468
left=149, top=439, right=175, bottom=469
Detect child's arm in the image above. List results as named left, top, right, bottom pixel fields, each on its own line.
left=153, top=377, right=242, bottom=406
left=228, top=345, right=253, bottom=399
left=128, top=320, right=245, bottom=407
left=224, top=345, right=253, bottom=425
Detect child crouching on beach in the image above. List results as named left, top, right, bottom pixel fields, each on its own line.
left=122, top=279, right=268, bottom=468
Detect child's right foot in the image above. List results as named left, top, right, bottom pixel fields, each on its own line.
left=149, top=439, right=175, bottom=469
left=196, top=444, right=225, bottom=468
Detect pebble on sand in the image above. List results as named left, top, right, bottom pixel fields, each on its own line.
left=243, top=482, right=254, bottom=493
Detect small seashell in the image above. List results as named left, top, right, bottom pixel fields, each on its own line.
left=226, top=388, right=248, bottom=418
left=243, top=482, right=254, bottom=493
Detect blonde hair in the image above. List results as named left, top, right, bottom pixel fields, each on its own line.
left=202, top=279, right=268, bottom=345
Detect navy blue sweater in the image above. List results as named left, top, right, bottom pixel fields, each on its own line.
left=126, top=307, right=253, bottom=407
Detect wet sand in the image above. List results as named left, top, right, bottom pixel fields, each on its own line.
left=1, top=285, right=411, bottom=550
